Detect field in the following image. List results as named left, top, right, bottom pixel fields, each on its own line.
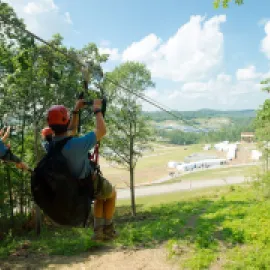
left=100, top=142, right=258, bottom=188
left=99, top=144, right=202, bottom=187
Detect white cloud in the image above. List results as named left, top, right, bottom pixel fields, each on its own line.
left=258, top=18, right=270, bottom=26
left=143, top=72, right=268, bottom=111
left=122, top=15, right=226, bottom=82
left=182, top=82, right=209, bottom=93
left=217, top=73, right=231, bottom=83
left=236, top=65, right=262, bottom=81
left=4, top=0, right=73, bottom=39
left=23, top=0, right=58, bottom=14
left=64, top=12, right=73, bottom=25
left=122, top=34, right=162, bottom=62
left=261, top=21, right=270, bottom=59
left=100, top=40, right=111, bottom=47
left=99, top=47, right=120, bottom=61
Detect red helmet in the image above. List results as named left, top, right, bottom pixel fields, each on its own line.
left=47, top=105, right=70, bottom=126
left=41, top=127, right=53, bottom=137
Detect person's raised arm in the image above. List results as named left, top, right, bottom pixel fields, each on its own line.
left=0, top=139, right=30, bottom=172
left=1, top=126, right=10, bottom=143
left=68, top=99, right=85, bottom=136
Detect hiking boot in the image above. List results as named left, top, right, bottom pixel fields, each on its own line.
left=91, top=226, right=104, bottom=241
left=103, top=223, right=119, bottom=241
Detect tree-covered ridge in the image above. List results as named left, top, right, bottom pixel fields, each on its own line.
left=144, top=109, right=255, bottom=121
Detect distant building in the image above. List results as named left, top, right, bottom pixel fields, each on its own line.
left=251, top=150, right=262, bottom=161
left=241, top=132, right=255, bottom=143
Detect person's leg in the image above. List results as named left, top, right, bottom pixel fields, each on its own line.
left=103, top=188, right=116, bottom=225
left=103, top=188, right=118, bottom=240
left=92, top=174, right=118, bottom=240
left=91, top=199, right=105, bottom=241
left=91, top=174, right=105, bottom=241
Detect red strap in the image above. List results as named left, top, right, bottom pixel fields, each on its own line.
left=89, top=144, right=99, bottom=164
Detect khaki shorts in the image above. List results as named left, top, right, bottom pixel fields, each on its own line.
left=93, top=174, right=113, bottom=200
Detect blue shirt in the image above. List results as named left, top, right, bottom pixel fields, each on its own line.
left=53, top=132, right=96, bottom=179
left=0, top=139, right=8, bottom=158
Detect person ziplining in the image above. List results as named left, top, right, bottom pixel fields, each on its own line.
left=33, top=97, right=118, bottom=241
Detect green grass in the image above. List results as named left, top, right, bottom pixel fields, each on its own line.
left=116, top=184, right=270, bottom=269
left=0, top=227, right=101, bottom=259
left=1, top=184, right=270, bottom=270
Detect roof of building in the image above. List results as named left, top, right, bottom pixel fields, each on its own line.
left=241, top=132, right=255, bottom=137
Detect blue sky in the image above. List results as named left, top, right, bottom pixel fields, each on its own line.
left=5, top=0, right=270, bottom=111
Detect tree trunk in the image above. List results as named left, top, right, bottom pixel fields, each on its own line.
left=129, top=122, right=136, bottom=216
left=34, top=118, right=42, bottom=235
left=33, top=85, right=42, bottom=235
left=6, top=166, right=14, bottom=229
left=19, top=111, right=26, bottom=215
left=130, top=165, right=136, bottom=216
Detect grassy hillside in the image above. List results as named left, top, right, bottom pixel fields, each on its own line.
left=117, top=184, right=270, bottom=269
left=2, top=184, right=270, bottom=270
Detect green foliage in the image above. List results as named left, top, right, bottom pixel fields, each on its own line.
left=103, top=62, right=155, bottom=214
left=255, top=99, right=270, bottom=142
left=213, top=0, right=244, bottom=9
left=103, top=62, right=155, bottom=168
left=261, top=78, right=270, bottom=93
left=253, top=170, right=270, bottom=199
left=0, top=2, right=108, bottom=235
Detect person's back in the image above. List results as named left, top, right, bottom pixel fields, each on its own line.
left=53, top=132, right=96, bottom=179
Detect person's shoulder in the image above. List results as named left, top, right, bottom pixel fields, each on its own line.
left=67, top=132, right=96, bottom=145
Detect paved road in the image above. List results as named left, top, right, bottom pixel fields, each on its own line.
left=117, top=176, right=249, bottom=199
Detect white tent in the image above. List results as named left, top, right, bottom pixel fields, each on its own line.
left=214, top=141, right=229, bottom=151
left=167, top=161, right=178, bottom=169
left=203, top=144, right=211, bottom=150
left=226, top=144, right=237, bottom=160
left=251, top=150, right=262, bottom=161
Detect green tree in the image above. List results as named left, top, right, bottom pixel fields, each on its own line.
left=213, top=0, right=244, bottom=8
left=104, top=62, right=155, bottom=216
left=0, top=1, right=109, bottom=235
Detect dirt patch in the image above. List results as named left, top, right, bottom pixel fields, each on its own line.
left=0, top=246, right=178, bottom=270
left=180, top=205, right=208, bottom=235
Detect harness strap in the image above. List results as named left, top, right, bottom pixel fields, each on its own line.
left=90, top=143, right=100, bottom=165
left=48, top=137, right=72, bottom=156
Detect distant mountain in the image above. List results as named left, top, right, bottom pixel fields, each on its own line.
left=144, top=109, right=256, bottom=121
